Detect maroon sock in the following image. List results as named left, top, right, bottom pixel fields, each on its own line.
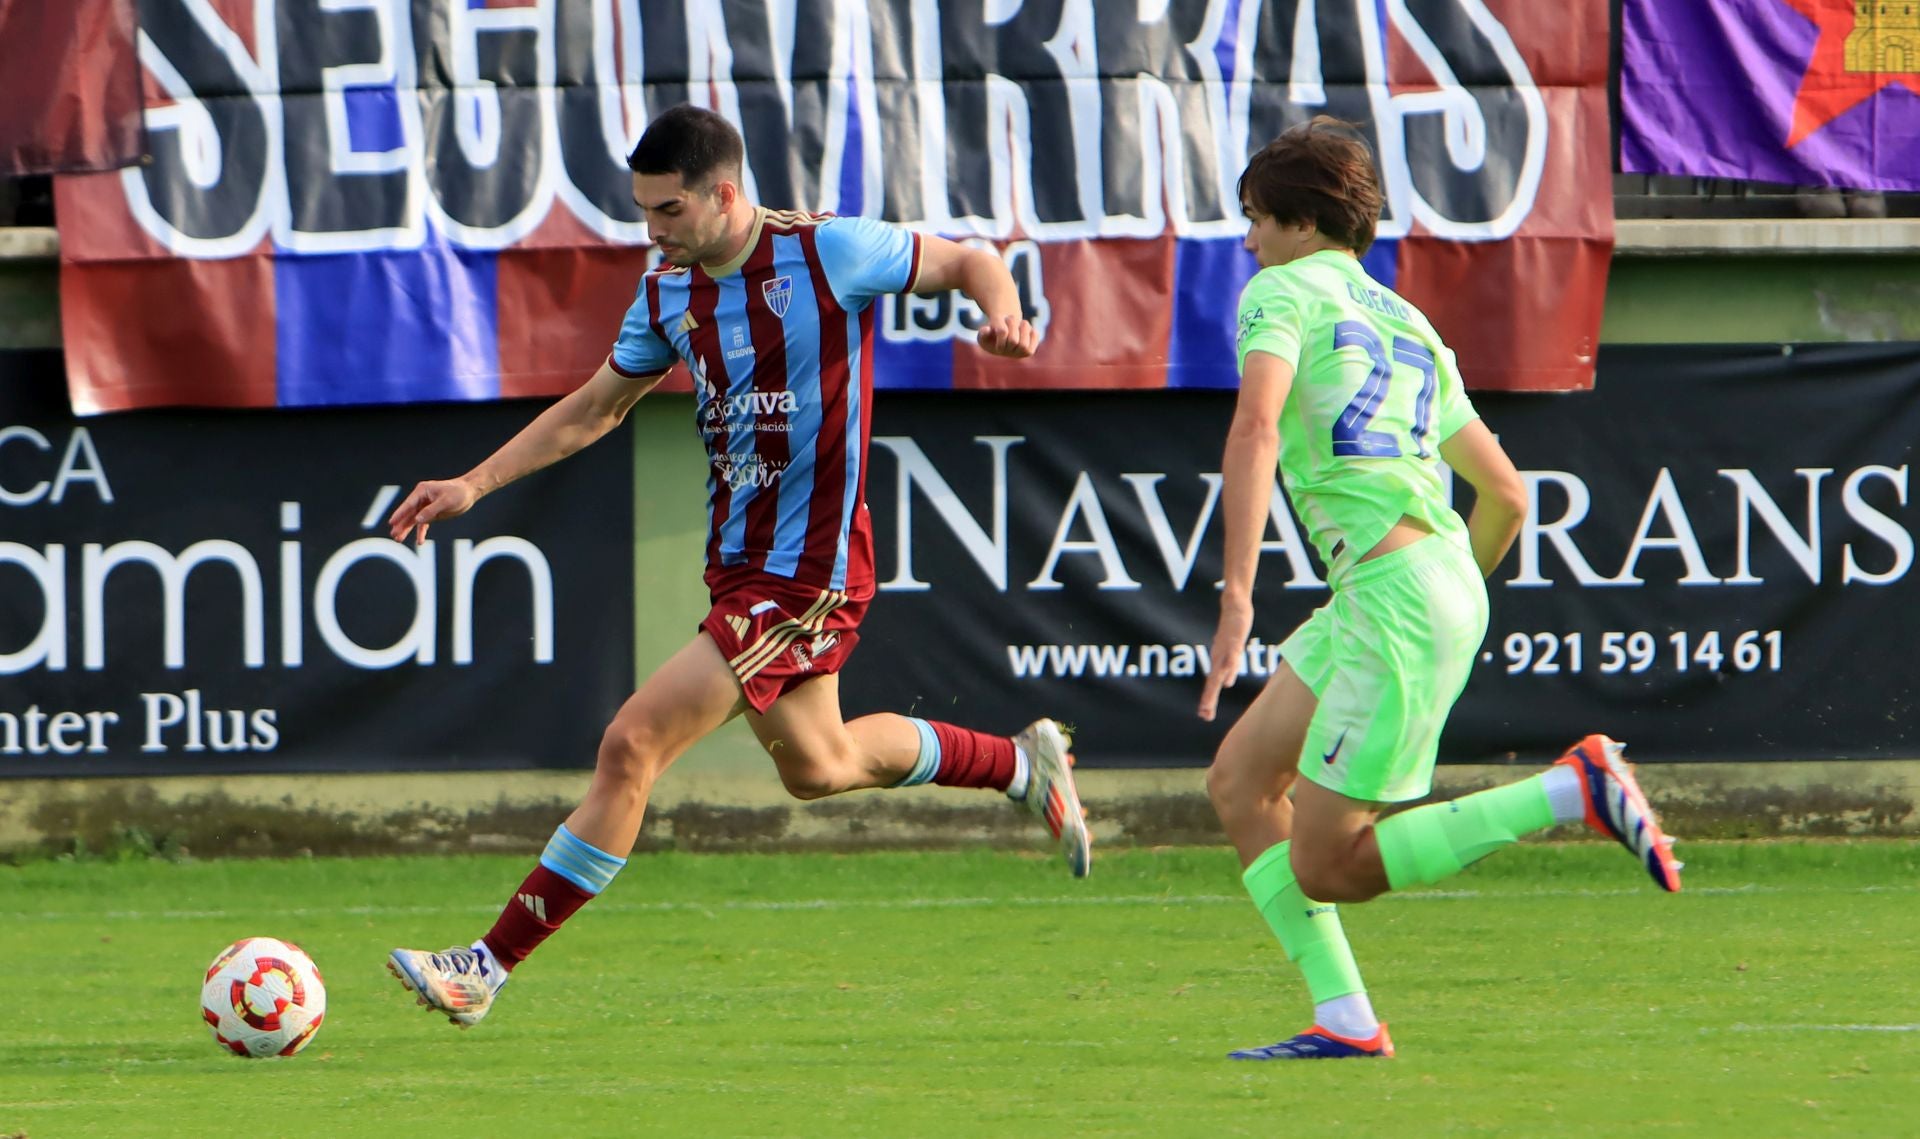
left=926, top=721, right=1018, bottom=790
left=480, top=865, right=596, bottom=971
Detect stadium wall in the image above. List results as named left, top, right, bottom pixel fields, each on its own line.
left=3, top=228, right=1918, bottom=854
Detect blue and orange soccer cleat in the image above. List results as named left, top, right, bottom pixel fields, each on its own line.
left=1012, top=718, right=1092, bottom=879
left=1229, top=1024, right=1395, bottom=1060
left=1555, top=734, right=1683, bottom=892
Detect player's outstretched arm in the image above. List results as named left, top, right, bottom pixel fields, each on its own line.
left=388, top=361, right=664, bottom=545
left=1438, top=417, right=1528, bottom=578
left=913, top=236, right=1038, bottom=359
left=1199, top=351, right=1292, bottom=722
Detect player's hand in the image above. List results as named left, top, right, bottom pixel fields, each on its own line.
left=1198, top=595, right=1254, bottom=722
left=976, top=313, right=1038, bottom=359
left=388, top=477, right=482, bottom=546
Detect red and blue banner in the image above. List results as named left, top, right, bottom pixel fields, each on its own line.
left=0, top=0, right=143, bottom=175
left=1621, top=0, right=1920, bottom=191
left=56, top=0, right=1611, bottom=415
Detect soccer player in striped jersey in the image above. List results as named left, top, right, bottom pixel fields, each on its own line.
left=1196, top=118, right=1682, bottom=1060
left=383, top=105, right=1089, bottom=1027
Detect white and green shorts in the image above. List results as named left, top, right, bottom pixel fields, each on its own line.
left=1280, top=535, right=1489, bottom=804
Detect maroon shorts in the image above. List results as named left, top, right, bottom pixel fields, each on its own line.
left=699, top=570, right=870, bottom=713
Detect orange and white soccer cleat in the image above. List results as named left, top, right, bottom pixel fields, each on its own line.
left=1555, top=734, right=1683, bottom=892
left=1229, top=1023, right=1395, bottom=1060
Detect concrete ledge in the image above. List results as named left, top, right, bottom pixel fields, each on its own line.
left=0, top=227, right=57, bottom=261
left=6, top=221, right=1915, bottom=262
left=1616, top=218, right=1920, bottom=256
left=3, top=760, right=1915, bottom=860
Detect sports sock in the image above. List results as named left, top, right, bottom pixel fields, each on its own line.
left=1004, top=747, right=1032, bottom=801
left=1541, top=763, right=1585, bottom=823
left=467, top=939, right=509, bottom=993
left=1373, top=774, right=1557, bottom=890
left=1242, top=842, right=1372, bottom=1022
left=481, top=824, right=626, bottom=971
left=1314, top=992, right=1380, bottom=1040
left=892, top=718, right=1017, bottom=791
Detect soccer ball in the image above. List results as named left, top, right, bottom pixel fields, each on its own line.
left=199, top=937, right=328, bottom=1058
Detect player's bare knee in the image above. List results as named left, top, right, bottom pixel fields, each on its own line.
left=766, top=734, right=867, bottom=800
left=1204, top=760, right=1244, bottom=816
left=1292, top=862, right=1345, bottom=903
left=1289, top=845, right=1346, bottom=902
left=1328, top=873, right=1386, bottom=904
left=776, top=762, right=845, bottom=801
left=1206, top=754, right=1290, bottom=818
left=1292, top=854, right=1381, bottom=904
left=1206, top=734, right=1259, bottom=797
left=595, top=721, right=671, bottom=789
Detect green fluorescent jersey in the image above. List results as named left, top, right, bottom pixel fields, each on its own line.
left=1235, top=250, right=1479, bottom=577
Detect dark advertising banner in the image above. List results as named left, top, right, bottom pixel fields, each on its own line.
left=0, top=352, right=634, bottom=777
left=849, top=344, right=1920, bottom=767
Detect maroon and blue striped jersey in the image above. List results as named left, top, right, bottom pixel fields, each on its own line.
left=610, top=208, right=923, bottom=594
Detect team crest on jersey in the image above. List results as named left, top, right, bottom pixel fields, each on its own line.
left=763, top=275, right=793, bottom=318
left=790, top=632, right=837, bottom=671
left=1237, top=306, right=1263, bottom=347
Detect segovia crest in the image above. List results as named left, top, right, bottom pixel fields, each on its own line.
left=763, top=275, right=794, bottom=318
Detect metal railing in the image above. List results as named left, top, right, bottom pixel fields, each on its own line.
left=1614, top=174, right=1920, bottom=219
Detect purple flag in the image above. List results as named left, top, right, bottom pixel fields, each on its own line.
left=1620, top=0, right=1920, bottom=191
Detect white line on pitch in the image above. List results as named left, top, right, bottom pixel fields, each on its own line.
left=1718, top=1023, right=1920, bottom=1033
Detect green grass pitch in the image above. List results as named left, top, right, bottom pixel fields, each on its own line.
left=3, top=841, right=1916, bottom=1138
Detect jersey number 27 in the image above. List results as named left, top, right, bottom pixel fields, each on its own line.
left=1331, top=319, right=1436, bottom=460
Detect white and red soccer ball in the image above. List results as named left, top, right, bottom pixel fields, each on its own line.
left=200, top=937, right=327, bottom=1058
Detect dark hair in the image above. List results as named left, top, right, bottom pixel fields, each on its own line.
left=626, top=104, right=745, bottom=187
left=1236, top=116, right=1383, bottom=256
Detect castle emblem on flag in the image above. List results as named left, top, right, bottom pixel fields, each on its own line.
left=1845, top=3, right=1920, bottom=73
left=763, top=275, right=793, bottom=318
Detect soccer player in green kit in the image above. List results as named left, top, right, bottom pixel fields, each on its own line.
left=1196, top=118, right=1683, bottom=1060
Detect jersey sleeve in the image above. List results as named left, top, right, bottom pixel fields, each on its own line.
left=815, top=216, right=922, bottom=310
left=1235, top=270, right=1305, bottom=374
left=609, top=278, right=676, bottom=379
left=1432, top=343, right=1480, bottom=439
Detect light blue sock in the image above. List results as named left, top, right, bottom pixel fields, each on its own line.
left=538, top=824, right=627, bottom=895
left=893, top=718, right=941, bottom=787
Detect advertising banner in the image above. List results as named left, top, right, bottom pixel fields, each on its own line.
left=55, top=0, right=1611, bottom=415
left=848, top=344, right=1920, bottom=767
left=0, top=350, right=635, bottom=777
